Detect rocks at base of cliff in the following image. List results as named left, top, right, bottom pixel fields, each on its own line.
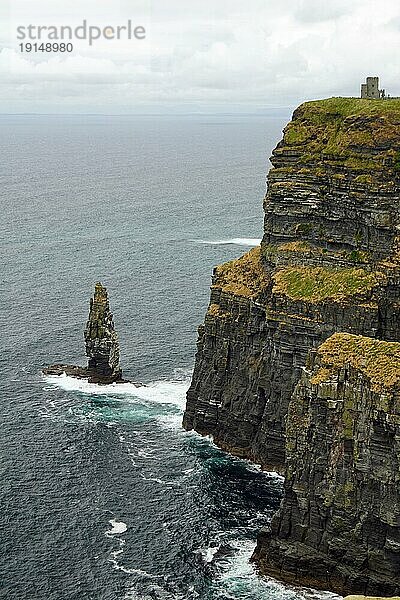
left=345, top=597, right=400, bottom=600
left=43, top=282, right=136, bottom=386
left=253, top=333, right=400, bottom=596
left=42, top=363, right=130, bottom=385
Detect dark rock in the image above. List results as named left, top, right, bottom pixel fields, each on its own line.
left=83, top=282, right=122, bottom=382
left=43, top=282, right=137, bottom=386
left=183, top=97, right=400, bottom=593
left=253, top=338, right=400, bottom=595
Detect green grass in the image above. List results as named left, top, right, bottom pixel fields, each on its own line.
left=279, top=97, right=400, bottom=172
left=298, top=97, right=400, bottom=120
left=272, top=266, right=384, bottom=302
left=213, top=246, right=270, bottom=298
left=312, top=333, right=400, bottom=392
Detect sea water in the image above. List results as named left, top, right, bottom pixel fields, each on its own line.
left=0, top=114, right=341, bottom=600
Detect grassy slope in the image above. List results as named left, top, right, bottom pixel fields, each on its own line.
left=272, top=266, right=385, bottom=303
left=279, top=97, right=400, bottom=171
left=212, top=247, right=269, bottom=298
left=312, top=332, right=400, bottom=392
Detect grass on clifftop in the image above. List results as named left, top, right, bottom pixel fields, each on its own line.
left=282, top=97, right=400, bottom=171
left=311, top=333, right=400, bottom=392
left=299, top=97, right=400, bottom=120
left=272, top=266, right=384, bottom=303
left=213, top=246, right=269, bottom=298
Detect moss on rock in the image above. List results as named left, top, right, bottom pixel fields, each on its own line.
left=212, top=247, right=270, bottom=298
left=312, top=332, right=400, bottom=392
left=278, top=97, right=400, bottom=173
left=272, top=266, right=384, bottom=303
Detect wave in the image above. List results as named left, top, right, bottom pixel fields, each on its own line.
left=106, top=519, right=128, bottom=536
left=43, top=372, right=189, bottom=411
left=212, top=538, right=342, bottom=600
left=194, top=237, right=261, bottom=247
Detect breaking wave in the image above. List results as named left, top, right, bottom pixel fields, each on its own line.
left=194, top=237, right=261, bottom=247
left=43, top=372, right=189, bottom=411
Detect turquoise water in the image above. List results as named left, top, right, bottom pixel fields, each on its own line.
left=0, top=114, right=340, bottom=600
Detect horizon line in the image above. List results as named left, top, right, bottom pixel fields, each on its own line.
left=0, top=110, right=293, bottom=117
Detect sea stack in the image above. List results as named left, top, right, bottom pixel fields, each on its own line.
left=84, top=282, right=122, bottom=382
left=43, top=282, right=125, bottom=384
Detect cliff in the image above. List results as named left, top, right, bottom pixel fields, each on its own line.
left=254, top=334, right=400, bottom=595
left=184, top=98, right=400, bottom=469
left=44, top=282, right=124, bottom=384
left=183, top=97, right=400, bottom=592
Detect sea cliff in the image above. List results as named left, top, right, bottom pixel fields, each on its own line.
left=254, top=334, right=400, bottom=595
left=183, top=97, right=400, bottom=593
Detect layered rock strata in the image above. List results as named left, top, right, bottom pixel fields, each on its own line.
left=254, top=334, right=400, bottom=595
left=184, top=98, right=400, bottom=470
left=183, top=97, right=400, bottom=592
left=44, top=282, right=127, bottom=384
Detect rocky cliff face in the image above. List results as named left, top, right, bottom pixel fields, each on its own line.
left=183, top=97, right=400, bottom=592
left=184, top=98, right=400, bottom=470
left=183, top=246, right=393, bottom=469
left=254, top=334, right=400, bottom=595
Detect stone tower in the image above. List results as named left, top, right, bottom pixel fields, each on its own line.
left=43, top=282, right=130, bottom=385
left=361, top=76, right=384, bottom=99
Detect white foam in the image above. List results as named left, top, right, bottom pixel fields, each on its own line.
left=195, top=237, right=261, bottom=247
left=44, top=372, right=142, bottom=396
left=107, top=532, right=163, bottom=583
left=124, top=379, right=189, bottom=411
left=203, top=546, right=219, bottom=563
left=107, top=519, right=127, bottom=535
left=140, top=473, right=175, bottom=486
left=216, top=538, right=342, bottom=599
left=43, top=373, right=190, bottom=411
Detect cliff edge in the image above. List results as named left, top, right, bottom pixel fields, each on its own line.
left=183, top=97, right=400, bottom=593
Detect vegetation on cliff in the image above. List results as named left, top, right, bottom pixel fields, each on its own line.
left=185, top=96, right=400, bottom=596
left=212, top=246, right=270, bottom=298
left=311, top=332, right=400, bottom=391
left=277, top=97, right=400, bottom=173
left=272, top=266, right=384, bottom=303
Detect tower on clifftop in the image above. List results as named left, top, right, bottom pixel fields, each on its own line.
left=361, top=76, right=385, bottom=99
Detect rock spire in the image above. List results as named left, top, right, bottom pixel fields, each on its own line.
left=84, top=282, right=121, bottom=381
left=43, top=282, right=126, bottom=384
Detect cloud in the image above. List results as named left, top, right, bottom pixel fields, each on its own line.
left=0, top=0, right=400, bottom=113
left=293, top=0, right=356, bottom=23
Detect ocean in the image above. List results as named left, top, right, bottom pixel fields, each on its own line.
left=0, top=114, right=340, bottom=600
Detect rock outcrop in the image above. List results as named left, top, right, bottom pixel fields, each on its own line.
left=44, top=282, right=126, bottom=384
left=183, top=97, right=400, bottom=592
left=84, top=282, right=122, bottom=381
left=184, top=98, right=400, bottom=469
left=345, top=597, right=400, bottom=600
left=253, top=333, right=400, bottom=595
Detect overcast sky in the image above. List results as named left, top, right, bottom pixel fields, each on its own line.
left=1, top=0, right=399, bottom=114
